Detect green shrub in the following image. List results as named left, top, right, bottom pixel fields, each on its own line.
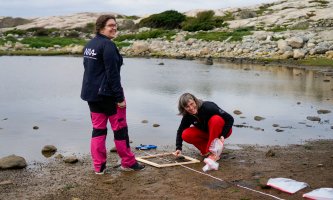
left=5, top=35, right=17, bottom=42
left=221, top=11, right=235, bottom=21
left=114, top=41, right=131, bottom=49
left=182, top=10, right=216, bottom=32
left=267, top=25, right=288, bottom=32
left=74, top=23, right=95, bottom=33
left=114, top=29, right=176, bottom=42
left=185, top=27, right=253, bottom=42
left=21, top=37, right=86, bottom=48
left=4, top=29, right=27, bottom=36
left=25, top=27, right=60, bottom=36
left=0, top=38, right=6, bottom=45
left=66, top=31, right=80, bottom=38
left=138, top=10, right=186, bottom=29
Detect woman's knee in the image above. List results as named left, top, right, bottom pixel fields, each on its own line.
left=181, top=128, right=192, bottom=142
left=208, top=115, right=225, bottom=127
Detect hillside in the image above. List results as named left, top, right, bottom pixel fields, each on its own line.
left=0, top=0, right=333, bottom=65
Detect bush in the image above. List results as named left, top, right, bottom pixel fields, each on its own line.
left=182, top=10, right=217, bottom=32
left=21, top=37, right=86, bottom=48
left=4, top=29, right=27, bottom=36
left=66, top=31, right=80, bottom=38
left=139, top=10, right=186, bottom=29
left=114, top=29, right=176, bottom=42
left=74, top=23, right=95, bottom=33
left=185, top=27, right=253, bottom=42
left=5, top=35, right=17, bottom=42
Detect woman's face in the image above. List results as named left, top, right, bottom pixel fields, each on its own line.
left=184, top=99, right=198, bottom=115
left=100, top=19, right=117, bottom=39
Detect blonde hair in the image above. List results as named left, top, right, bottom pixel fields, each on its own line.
left=178, top=93, right=203, bottom=115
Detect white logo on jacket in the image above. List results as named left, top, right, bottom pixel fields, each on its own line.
left=84, top=48, right=97, bottom=59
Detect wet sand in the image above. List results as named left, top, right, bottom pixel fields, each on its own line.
left=1, top=140, right=332, bottom=200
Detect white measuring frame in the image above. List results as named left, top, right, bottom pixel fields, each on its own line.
left=136, top=152, right=200, bottom=168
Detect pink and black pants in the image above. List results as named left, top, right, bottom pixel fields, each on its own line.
left=88, top=99, right=136, bottom=172
left=182, top=115, right=232, bottom=155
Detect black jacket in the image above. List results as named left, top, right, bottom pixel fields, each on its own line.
left=176, top=101, right=234, bottom=150
left=81, top=33, right=124, bottom=102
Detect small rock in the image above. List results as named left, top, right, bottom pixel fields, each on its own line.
left=204, top=56, right=213, bottom=65
left=41, top=145, right=57, bottom=157
left=42, top=145, right=57, bottom=153
left=306, top=116, right=321, bottom=122
left=272, top=124, right=279, bottom=127
left=2, top=118, right=8, bottom=121
left=0, top=180, right=13, bottom=186
left=54, top=154, right=63, bottom=159
left=331, top=126, right=333, bottom=129
left=103, top=178, right=117, bottom=184
left=323, top=79, right=330, bottom=82
left=64, top=156, right=78, bottom=164
left=317, top=109, right=331, bottom=114
left=33, top=126, right=39, bottom=130
left=141, top=120, right=148, bottom=123
left=233, top=110, right=242, bottom=115
left=153, top=124, right=160, bottom=127
left=265, top=149, right=275, bottom=157
left=275, top=129, right=284, bottom=132
left=0, top=155, right=27, bottom=169
left=297, top=102, right=301, bottom=105
left=110, top=146, right=117, bottom=152
left=158, top=62, right=164, bottom=65
left=254, top=116, right=265, bottom=121
left=317, top=164, right=324, bottom=167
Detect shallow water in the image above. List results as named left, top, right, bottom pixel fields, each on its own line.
left=0, top=56, right=332, bottom=161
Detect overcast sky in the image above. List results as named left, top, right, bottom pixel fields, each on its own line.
left=0, top=0, right=278, bottom=18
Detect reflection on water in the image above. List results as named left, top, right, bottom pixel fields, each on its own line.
left=0, top=56, right=332, bottom=161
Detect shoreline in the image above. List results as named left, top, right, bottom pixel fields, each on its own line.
left=1, top=51, right=333, bottom=69
left=1, top=139, right=332, bottom=200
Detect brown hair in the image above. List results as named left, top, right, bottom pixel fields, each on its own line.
left=178, top=93, right=203, bottom=115
left=95, top=15, right=116, bottom=33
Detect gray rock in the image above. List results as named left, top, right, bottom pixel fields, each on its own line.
left=41, top=145, right=57, bottom=153
left=0, top=155, right=27, bottom=169
left=0, top=180, right=13, bottom=186
left=287, top=37, right=304, bottom=48
left=317, top=109, right=331, bottom=114
left=254, top=116, right=265, bottom=121
left=306, top=116, right=321, bottom=122
left=293, top=49, right=307, bottom=59
left=233, top=110, right=242, bottom=115
left=63, top=156, right=78, bottom=164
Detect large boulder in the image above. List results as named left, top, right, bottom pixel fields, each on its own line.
left=132, top=41, right=149, bottom=55
left=0, top=155, right=27, bottom=169
left=286, top=37, right=304, bottom=48
left=293, top=49, right=307, bottom=59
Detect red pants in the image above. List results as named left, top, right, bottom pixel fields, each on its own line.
left=182, top=115, right=232, bottom=155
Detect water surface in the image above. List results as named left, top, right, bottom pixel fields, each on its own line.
left=0, top=56, right=332, bottom=161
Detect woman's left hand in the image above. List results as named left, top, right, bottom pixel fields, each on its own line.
left=117, top=101, right=126, bottom=108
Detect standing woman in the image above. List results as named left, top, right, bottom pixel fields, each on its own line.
left=81, top=15, right=144, bottom=174
left=174, top=93, right=234, bottom=162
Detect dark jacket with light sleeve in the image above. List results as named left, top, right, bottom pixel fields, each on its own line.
left=81, top=33, right=124, bottom=103
left=176, top=101, right=234, bottom=151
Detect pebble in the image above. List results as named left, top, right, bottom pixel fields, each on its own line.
left=153, top=124, right=160, bottom=127
left=33, top=126, right=39, bottom=130
left=254, top=116, right=265, bottom=121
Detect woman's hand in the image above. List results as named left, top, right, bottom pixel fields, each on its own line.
left=173, top=150, right=182, bottom=157
left=117, top=101, right=126, bottom=108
